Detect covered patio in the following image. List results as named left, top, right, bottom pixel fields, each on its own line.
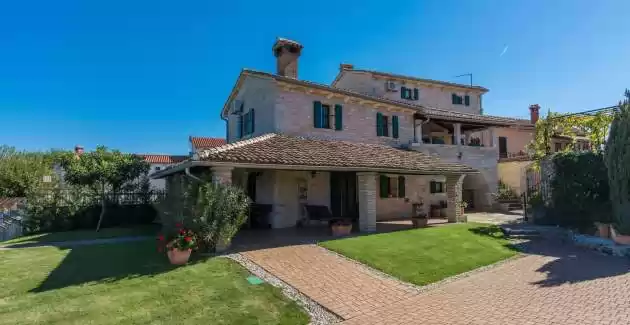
left=152, top=133, right=477, bottom=234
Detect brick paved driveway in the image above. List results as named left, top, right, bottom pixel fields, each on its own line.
left=244, top=239, right=630, bottom=324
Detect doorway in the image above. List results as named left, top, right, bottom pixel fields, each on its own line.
left=499, top=137, right=508, bottom=158
left=330, top=172, right=358, bottom=220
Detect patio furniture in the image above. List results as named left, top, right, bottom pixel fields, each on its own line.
left=301, top=205, right=336, bottom=227
left=249, top=203, right=273, bottom=229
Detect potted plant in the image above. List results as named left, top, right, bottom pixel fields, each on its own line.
left=610, top=226, right=630, bottom=245
left=159, top=225, right=198, bottom=265
left=330, top=219, right=353, bottom=236
left=458, top=201, right=468, bottom=215
left=594, top=222, right=610, bottom=238
left=411, top=202, right=428, bottom=228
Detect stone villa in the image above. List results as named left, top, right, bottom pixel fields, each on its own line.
left=152, top=38, right=534, bottom=232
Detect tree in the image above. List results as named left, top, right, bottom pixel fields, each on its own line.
left=528, top=108, right=614, bottom=161
left=604, top=89, right=630, bottom=234
left=0, top=146, right=65, bottom=198
left=62, top=146, right=149, bottom=231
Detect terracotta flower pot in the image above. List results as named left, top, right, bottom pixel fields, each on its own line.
left=331, top=224, right=352, bottom=236
left=595, top=223, right=610, bottom=239
left=610, top=226, right=630, bottom=245
left=167, top=249, right=192, bottom=265
left=411, top=218, right=428, bottom=228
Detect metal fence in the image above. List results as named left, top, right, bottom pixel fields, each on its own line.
left=0, top=210, right=23, bottom=242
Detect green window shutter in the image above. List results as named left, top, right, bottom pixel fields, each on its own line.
left=392, top=115, right=399, bottom=139
left=379, top=175, right=389, bottom=198
left=430, top=181, right=435, bottom=193
left=464, top=95, right=470, bottom=106
left=237, top=115, right=243, bottom=138
left=250, top=109, right=255, bottom=133
left=451, top=93, right=457, bottom=104
left=400, top=86, right=406, bottom=99
left=398, top=176, right=406, bottom=198
left=313, top=101, right=322, bottom=128
left=413, top=88, right=419, bottom=100
left=376, top=112, right=383, bottom=136
left=334, top=104, right=343, bottom=130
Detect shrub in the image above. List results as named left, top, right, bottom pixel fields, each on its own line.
left=546, top=151, right=611, bottom=231
left=605, top=89, right=630, bottom=234
left=157, top=176, right=251, bottom=252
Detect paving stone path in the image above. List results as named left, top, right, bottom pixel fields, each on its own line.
left=243, top=239, right=630, bottom=324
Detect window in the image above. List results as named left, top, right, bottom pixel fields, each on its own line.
left=313, top=101, right=343, bottom=130
left=379, top=175, right=406, bottom=198
left=430, top=181, right=445, bottom=194
left=554, top=142, right=563, bottom=152
left=376, top=113, right=399, bottom=138
left=464, top=95, right=470, bottom=106
left=241, top=109, right=255, bottom=136
left=452, top=93, right=464, bottom=105
left=155, top=166, right=161, bottom=171
left=401, top=87, right=419, bottom=100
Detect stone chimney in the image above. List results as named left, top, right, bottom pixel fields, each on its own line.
left=339, top=63, right=354, bottom=72
left=74, top=145, right=84, bottom=156
left=529, top=104, right=540, bottom=124
left=272, top=38, right=303, bottom=78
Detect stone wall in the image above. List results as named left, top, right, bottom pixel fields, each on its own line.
left=333, top=71, right=483, bottom=115
left=275, top=89, right=416, bottom=146
left=226, top=75, right=278, bottom=143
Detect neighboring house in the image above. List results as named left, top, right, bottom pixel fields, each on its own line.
left=189, top=136, right=226, bottom=155
left=495, top=104, right=594, bottom=196
left=152, top=38, right=530, bottom=232
left=139, top=154, right=188, bottom=190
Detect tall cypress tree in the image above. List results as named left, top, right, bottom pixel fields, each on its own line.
left=604, top=89, right=630, bottom=234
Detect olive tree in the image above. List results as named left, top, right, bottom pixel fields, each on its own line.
left=62, top=146, right=149, bottom=231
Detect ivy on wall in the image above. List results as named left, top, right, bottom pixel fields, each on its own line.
left=544, top=151, right=611, bottom=231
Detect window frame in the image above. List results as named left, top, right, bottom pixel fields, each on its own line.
left=430, top=181, right=445, bottom=194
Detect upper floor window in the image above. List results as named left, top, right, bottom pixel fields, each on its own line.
left=452, top=94, right=471, bottom=106
left=401, top=87, right=419, bottom=101
left=236, top=101, right=255, bottom=139
left=313, top=101, right=343, bottom=130
left=376, top=113, right=399, bottom=138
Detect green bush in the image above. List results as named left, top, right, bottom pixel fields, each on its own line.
left=157, top=175, right=250, bottom=251
left=605, top=90, right=630, bottom=234
left=545, top=151, right=611, bottom=231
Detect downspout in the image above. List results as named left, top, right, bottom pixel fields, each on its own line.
left=185, top=167, right=203, bottom=182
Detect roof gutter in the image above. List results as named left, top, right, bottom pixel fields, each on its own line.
left=149, top=160, right=213, bottom=179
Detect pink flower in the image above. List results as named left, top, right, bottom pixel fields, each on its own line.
left=184, top=236, right=192, bottom=242
left=157, top=234, right=165, bottom=241
left=175, top=222, right=182, bottom=228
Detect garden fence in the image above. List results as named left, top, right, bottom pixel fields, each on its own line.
left=0, top=210, right=23, bottom=242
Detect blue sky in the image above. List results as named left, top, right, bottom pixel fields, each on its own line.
left=1, top=0, right=628, bottom=154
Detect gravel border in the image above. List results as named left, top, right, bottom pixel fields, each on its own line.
left=226, top=253, right=341, bottom=325
left=319, top=238, right=528, bottom=296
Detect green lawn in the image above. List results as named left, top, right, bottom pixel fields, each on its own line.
left=1, top=225, right=160, bottom=246
left=321, top=223, right=517, bottom=286
left=0, top=241, right=309, bottom=325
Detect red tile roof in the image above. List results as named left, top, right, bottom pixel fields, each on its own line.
left=197, top=134, right=476, bottom=174
left=0, top=197, right=24, bottom=211
left=139, top=154, right=188, bottom=164
left=190, top=136, right=227, bottom=150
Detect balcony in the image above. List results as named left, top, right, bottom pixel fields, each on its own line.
left=410, top=142, right=498, bottom=168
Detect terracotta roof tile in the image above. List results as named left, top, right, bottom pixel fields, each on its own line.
left=0, top=197, right=24, bottom=211
left=198, top=134, right=476, bottom=174
left=139, top=154, right=188, bottom=164
left=190, top=136, right=226, bottom=150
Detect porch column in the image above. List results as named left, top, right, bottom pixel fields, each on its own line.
left=454, top=123, right=462, bottom=146
left=414, top=121, right=423, bottom=143
left=445, top=174, right=466, bottom=223
left=357, top=172, right=377, bottom=232
left=211, top=166, right=233, bottom=184
left=489, top=127, right=498, bottom=148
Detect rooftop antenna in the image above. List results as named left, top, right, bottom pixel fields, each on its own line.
left=455, top=73, right=473, bottom=87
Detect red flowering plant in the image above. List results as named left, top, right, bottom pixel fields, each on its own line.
left=157, top=222, right=198, bottom=252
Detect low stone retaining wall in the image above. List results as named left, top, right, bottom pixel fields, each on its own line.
left=571, top=233, right=630, bottom=258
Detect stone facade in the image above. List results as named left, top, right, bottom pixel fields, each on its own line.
left=220, top=64, right=503, bottom=231
left=275, top=89, right=416, bottom=146
left=333, top=71, right=484, bottom=115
